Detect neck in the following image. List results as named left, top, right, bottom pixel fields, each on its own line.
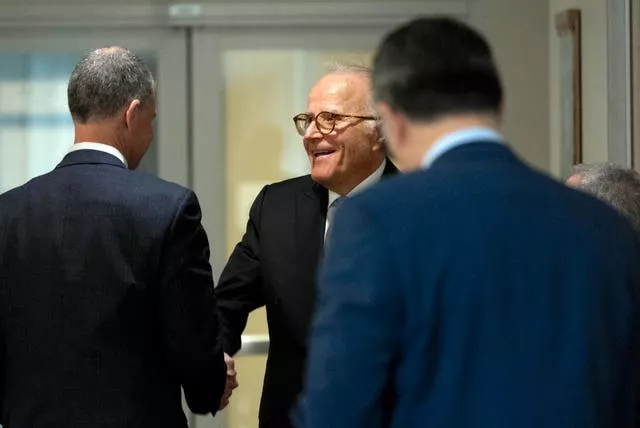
left=409, top=114, right=500, bottom=169
left=329, top=155, right=385, bottom=196
left=73, top=121, right=128, bottom=161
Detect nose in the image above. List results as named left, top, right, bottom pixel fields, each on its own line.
left=303, top=118, right=322, bottom=140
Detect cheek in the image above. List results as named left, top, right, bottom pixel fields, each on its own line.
left=341, top=134, right=370, bottom=163
left=303, top=141, right=312, bottom=156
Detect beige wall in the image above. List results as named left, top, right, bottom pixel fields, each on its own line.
left=549, top=0, right=608, bottom=176
left=469, top=0, right=550, bottom=172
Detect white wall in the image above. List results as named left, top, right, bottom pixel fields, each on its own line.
left=549, top=0, right=608, bottom=176
left=469, top=0, right=551, bottom=172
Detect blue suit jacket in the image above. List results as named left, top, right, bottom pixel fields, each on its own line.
left=295, top=143, right=640, bottom=428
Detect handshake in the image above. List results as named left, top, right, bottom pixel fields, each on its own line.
left=219, top=353, right=239, bottom=410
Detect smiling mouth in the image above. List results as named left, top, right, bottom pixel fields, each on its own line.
left=313, top=150, right=336, bottom=158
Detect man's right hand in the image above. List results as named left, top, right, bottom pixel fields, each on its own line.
left=219, top=353, right=239, bottom=410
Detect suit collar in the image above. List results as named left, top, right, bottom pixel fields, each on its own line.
left=55, top=149, right=127, bottom=170
left=68, top=142, right=128, bottom=167
left=304, top=157, right=398, bottom=201
left=430, top=141, right=517, bottom=169
left=421, top=127, right=503, bottom=169
left=382, top=157, right=398, bottom=176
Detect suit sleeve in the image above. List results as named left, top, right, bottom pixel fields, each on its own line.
left=293, top=199, right=403, bottom=428
left=158, top=190, right=227, bottom=416
left=214, top=186, right=267, bottom=355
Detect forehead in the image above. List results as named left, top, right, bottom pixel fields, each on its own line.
left=307, top=73, right=370, bottom=113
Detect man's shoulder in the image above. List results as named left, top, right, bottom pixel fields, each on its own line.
left=128, top=169, right=191, bottom=196
left=260, top=174, right=320, bottom=200
left=268, top=174, right=315, bottom=191
left=8, top=167, right=192, bottom=210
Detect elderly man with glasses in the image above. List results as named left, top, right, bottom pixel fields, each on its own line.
left=214, top=63, right=397, bottom=428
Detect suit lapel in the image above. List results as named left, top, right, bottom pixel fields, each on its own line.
left=292, top=181, right=327, bottom=342
left=293, top=160, right=395, bottom=279
left=295, top=182, right=327, bottom=282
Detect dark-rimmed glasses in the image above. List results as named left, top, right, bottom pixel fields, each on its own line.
left=293, top=111, right=376, bottom=136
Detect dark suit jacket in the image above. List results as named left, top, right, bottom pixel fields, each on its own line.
left=296, top=143, right=640, bottom=428
left=0, top=150, right=227, bottom=427
left=215, top=159, right=397, bottom=427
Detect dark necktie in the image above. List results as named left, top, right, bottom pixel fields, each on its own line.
left=325, top=196, right=346, bottom=246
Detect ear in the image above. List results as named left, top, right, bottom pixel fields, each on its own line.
left=375, top=101, right=406, bottom=147
left=371, top=119, right=386, bottom=152
left=124, top=99, right=142, bottom=129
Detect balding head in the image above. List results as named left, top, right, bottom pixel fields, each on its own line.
left=68, top=46, right=155, bottom=123
left=68, top=46, right=157, bottom=169
left=567, top=163, right=640, bottom=237
left=323, top=62, right=376, bottom=117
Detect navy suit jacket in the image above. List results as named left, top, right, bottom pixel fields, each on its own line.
left=296, top=143, right=640, bottom=428
left=0, top=150, right=226, bottom=427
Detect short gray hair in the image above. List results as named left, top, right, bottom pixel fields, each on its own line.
left=570, top=163, right=640, bottom=236
left=325, top=61, right=372, bottom=77
left=323, top=61, right=385, bottom=148
left=68, top=46, right=155, bottom=123
left=324, top=61, right=375, bottom=116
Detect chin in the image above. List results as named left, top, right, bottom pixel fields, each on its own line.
left=310, top=170, right=333, bottom=186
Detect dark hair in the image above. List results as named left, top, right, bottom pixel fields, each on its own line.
left=372, top=17, right=503, bottom=122
left=68, top=46, right=155, bottom=123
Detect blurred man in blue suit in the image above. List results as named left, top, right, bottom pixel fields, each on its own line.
left=295, top=17, right=640, bottom=428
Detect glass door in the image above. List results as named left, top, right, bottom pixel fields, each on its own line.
left=191, top=27, right=390, bottom=428
left=0, top=28, right=189, bottom=191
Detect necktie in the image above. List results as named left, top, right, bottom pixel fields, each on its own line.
left=325, top=196, right=345, bottom=245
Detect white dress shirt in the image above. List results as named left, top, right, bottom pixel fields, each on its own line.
left=325, top=158, right=387, bottom=236
left=68, top=142, right=128, bottom=168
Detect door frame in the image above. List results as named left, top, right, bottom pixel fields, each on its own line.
left=607, top=0, right=634, bottom=166
left=632, top=0, right=640, bottom=167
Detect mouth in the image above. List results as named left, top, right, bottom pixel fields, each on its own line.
left=312, top=149, right=337, bottom=159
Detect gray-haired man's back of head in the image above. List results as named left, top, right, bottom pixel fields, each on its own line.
left=68, top=46, right=155, bottom=123
left=567, top=163, right=640, bottom=237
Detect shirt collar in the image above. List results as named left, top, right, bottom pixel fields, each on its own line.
left=328, top=158, right=387, bottom=207
left=68, top=142, right=128, bottom=168
left=421, top=127, right=503, bottom=169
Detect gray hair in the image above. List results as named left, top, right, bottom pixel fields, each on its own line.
left=324, top=62, right=375, bottom=116
left=68, top=46, right=155, bottom=123
left=570, top=163, right=640, bottom=236
left=323, top=61, right=385, bottom=149
left=325, top=62, right=372, bottom=76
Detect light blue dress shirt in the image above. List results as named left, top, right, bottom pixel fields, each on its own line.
left=421, top=126, right=503, bottom=169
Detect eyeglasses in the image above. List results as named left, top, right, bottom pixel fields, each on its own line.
left=292, top=111, right=376, bottom=136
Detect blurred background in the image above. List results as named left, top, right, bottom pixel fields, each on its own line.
left=0, top=0, right=638, bottom=426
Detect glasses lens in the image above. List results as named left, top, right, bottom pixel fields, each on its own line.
left=293, top=114, right=310, bottom=136
left=316, top=112, right=335, bottom=134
